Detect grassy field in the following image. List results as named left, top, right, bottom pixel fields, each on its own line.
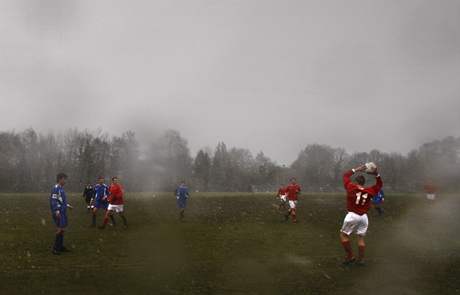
left=0, top=192, right=459, bottom=295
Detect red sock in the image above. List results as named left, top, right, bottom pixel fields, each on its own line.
left=291, top=209, right=297, bottom=222
left=103, top=216, right=109, bottom=226
left=341, top=241, right=354, bottom=260
left=358, top=245, right=365, bottom=261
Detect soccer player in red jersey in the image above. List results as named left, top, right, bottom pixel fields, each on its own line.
left=100, top=177, right=128, bottom=229
left=340, top=164, right=383, bottom=266
left=424, top=180, right=438, bottom=201
left=277, top=185, right=288, bottom=212
left=285, top=178, right=301, bottom=223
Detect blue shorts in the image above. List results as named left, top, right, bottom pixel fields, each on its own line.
left=52, top=213, right=68, bottom=228
left=177, top=198, right=188, bottom=209
left=94, top=200, right=109, bottom=210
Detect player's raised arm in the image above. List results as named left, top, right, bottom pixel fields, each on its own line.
left=343, top=165, right=366, bottom=189
left=369, top=171, right=383, bottom=195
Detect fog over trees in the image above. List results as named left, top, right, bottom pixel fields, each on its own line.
left=0, top=128, right=459, bottom=193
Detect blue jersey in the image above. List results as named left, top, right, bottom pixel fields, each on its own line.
left=94, top=183, right=109, bottom=209
left=50, top=184, right=68, bottom=228
left=175, top=185, right=190, bottom=199
left=94, top=184, right=109, bottom=201
left=373, top=190, right=385, bottom=205
left=175, top=185, right=190, bottom=209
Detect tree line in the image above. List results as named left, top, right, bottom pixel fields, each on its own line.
left=0, top=128, right=459, bottom=193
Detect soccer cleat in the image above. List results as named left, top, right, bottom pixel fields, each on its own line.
left=52, top=249, right=61, bottom=255
left=60, top=247, right=71, bottom=253
left=342, top=257, right=356, bottom=266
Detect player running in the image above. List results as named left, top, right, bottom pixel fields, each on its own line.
left=49, top=173, right=73, bottom=255
left=340, top=164, right=383, bottom=266
left=100, top=177, right=128, bottom=229
left=277, top=185, right=288, bottom=213
left=82, top=184, right=94, bottom=211
left=175, top=181, right=190, bottom=221
left=424, top=180, right=438, bottom=201
left=91, top=176, right=114, bottom=227
left=284, top=178, right=301, bottom=223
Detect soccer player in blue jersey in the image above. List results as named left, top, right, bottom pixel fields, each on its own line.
left=175, top=181, right=190, bottom=221
left=372, top=190, right=385, bottom=216
left=91, top=176, right=115, bottom=227
left=50, top=173, right=73, bottom=255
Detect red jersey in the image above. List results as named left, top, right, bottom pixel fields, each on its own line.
left=108, top=183, right=124, bottom=205
left=343, top=170, right=383, bottom=215
left=285, top=183, right=301, bottom=201
left=424, top=183, right=437, bottom=194
left=278, top=187, right=287, bottom=197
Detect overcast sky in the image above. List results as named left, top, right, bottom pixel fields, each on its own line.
left=0, top=0, right=459, bottom=164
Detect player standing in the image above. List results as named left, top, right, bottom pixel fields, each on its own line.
left=49, top=173, right=72, bottom=255
left=372, top=190, right=385, bottom=216
left=175, top=181, right=190, bottom=221
left=285, top=178, right=301, bottom=223
left=100, top=177, right=128, bottom=229
left=340, top=164, right=383, bottom=266
left=91, top=176, right=114, bottom=227
left=82, top=184, right=94, bottom=211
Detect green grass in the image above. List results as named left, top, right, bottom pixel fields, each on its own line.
left=0, top=192, right=459, bottom=294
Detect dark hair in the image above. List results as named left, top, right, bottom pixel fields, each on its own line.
left=56, top=173, right=68, bottom=182
left=98, top=175, right=105, bottom=180
left=355, top=175, right=366, bottom=186
left=111, top=176, right=118, bottom=181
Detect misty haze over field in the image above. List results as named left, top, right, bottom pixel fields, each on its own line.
left=1, top=0, right=460, bottom=164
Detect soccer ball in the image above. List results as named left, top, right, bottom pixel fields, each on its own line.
left=365, top=162, right=377, bottom=173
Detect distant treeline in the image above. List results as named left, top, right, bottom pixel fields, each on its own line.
left=0, top=128, right=459, bottom=193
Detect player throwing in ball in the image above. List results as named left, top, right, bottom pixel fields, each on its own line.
left=340, top=163, right=383, bottom=266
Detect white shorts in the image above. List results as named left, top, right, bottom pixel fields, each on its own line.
left=288, top=200, right=297, bottom=209
left=341, top=212, right=368, bottom=236
left=107, top=204, right=124, bottom=213
left=280, top=195, right=288, bottom=203
left=426, top=194, right=436, bottom=200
